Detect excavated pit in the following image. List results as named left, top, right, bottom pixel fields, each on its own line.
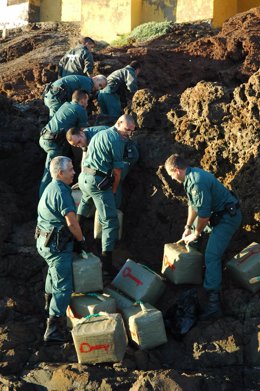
left=0, top=9, right=260, bottom=391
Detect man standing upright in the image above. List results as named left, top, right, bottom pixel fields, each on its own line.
left=98, top=61, right=141, bottom=118
left=39, top=89, right=89, bottom=196
left=165, top=154, right=242, bottom=320
left=58, top=36, right=95, bottom=78
left=36, top=156, right=87, bottom=343
left=77, top=115, right=136, bottom=276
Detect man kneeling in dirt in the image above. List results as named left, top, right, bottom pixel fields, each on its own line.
left=35, top=156, right=87, bottom=343
left=165, top=154, right=242, bottom=320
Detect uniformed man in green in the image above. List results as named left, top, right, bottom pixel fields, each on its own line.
left=66, top=125, right=139, bottom=208
left=44, top=74, right=107, bottom=118
left=98, top=61, right=141, bottom=118
left=165, top=154, right=242, bottom=320
left=77, top=115, right=136, bottom=276
left=39, top=90, right=89, bottom=196
left=58, top=36, right=95, bottom=78
left=36, top=156, right=87, bottom=343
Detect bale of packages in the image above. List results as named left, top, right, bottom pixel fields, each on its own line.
left=73, top=252, right=103, bottom=293
left=66, top=293, right=116, bottom=328
left=122, top=302, right=167, bottom=349
left=226, top=242, right=260, bottom=293
left=72, top=313, right=128, bottom=364
left=94, top=209, right=123, bottom=240
left=104, top=287, right=134, bottom=311
left=161, top=242, right=203, bottom=284
left=112, top=259, right=165, bottom=304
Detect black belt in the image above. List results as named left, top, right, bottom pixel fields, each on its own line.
left=217, top=202, right=240, bottom=215
left=83, top=167, right=107, bottom=177
left=40, top=128, right=65, bottom=141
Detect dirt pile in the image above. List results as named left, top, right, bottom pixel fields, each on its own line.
left=0, top=8, right=260, bottom=391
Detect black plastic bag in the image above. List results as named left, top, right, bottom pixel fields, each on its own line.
left=164, top=288, right=200, bottom=339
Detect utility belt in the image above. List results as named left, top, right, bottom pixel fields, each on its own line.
left=40, top=128, right=65, bottom=143
left=43, top=83, right=68, bottom=102
left=83, top=167, right=114, bottom=190
left=209, top=202, right=240, bottom=227
left=35, top=225, right=73, bottom=251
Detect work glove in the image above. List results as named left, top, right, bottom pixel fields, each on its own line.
left=74, top=237, right=89, bottom=254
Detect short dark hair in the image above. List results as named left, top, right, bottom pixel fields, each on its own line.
left=71, top=89, right=89, bottom=102
left=80, top=36, right=95, bottom=46
left=129, top=60, right=141, bottom=70
left=66, top=127, right=82, bottom=142
left=165, top=154, right=188, bottom=171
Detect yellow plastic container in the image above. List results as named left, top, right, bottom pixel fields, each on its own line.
left=66, top=293, right=116, bottom=328
left=227, top=242, right=260, bottom=293
left=161, top=242, right=203, bottom=285
left=94, top=209, right=123, bottom=240
left=73, top=252, right=103, bottom=293
left=72, top=313, right=128, bottom=364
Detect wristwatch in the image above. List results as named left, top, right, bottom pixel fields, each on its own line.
left=184, top=224, right=192, bottom=230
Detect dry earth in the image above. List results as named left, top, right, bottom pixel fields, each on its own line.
left=0, top=7, right=260, bottom=391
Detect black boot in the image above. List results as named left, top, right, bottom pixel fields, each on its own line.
left=44, top=293, right=52, bottom=315
left=101, top=251, right=117, bottom=278
left=200, top=291, right=223, bottom=321
left=43, top=316, right=70, bottom=343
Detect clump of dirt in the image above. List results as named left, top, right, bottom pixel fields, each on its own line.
left=0, top=8, right=260, bottom=391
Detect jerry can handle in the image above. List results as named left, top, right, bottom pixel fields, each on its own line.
left=84, top=313, right=102, bottom=319
left=87, top=292, right=106, bottom=301
left=134, top=301, right=150, bottom=313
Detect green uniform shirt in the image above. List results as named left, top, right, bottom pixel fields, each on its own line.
left=51, top=75, right=94, bottom=99
left=104, top=65, right=138, bottom=96
left=37, top=179, right=76, bottom=232
left=83, top=125, right=109, bottom=143
left=58, top=45, right=94, bottom=78
left=46, top=101, right=88, bottom=134
left=184, top=167, right=237, bottom=218
left=83, top=126, right=126, bottom=173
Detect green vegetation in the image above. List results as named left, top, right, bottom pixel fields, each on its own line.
left=111, top=21, right=173, bottom=46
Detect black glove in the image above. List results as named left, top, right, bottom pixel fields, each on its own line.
left=74, top=237, right=89, bottom=253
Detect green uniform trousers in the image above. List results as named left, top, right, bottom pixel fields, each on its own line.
left=204, top=210, right=242, bottom=291
left=37, top=235, right=73, bottom=317
left=98, top=91, right=122, bottom=117
left=78, top=172, right=119, bottom=252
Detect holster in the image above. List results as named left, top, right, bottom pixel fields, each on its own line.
left=209, top=202, right=239, bottom=227
left=40, top=128, right=66, bottom=144
left=56, top=226, right=73, bottom=251
left=35, top=226, right=55, bottom=247
left=51, top=85, right=68, bottom=103
left=97, top=171, right=114, bottom=191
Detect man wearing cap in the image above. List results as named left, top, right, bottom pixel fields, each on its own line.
left=58, top=36, right=95, bottom=78
left=165, top=154, right=242, bottom=320
left=39, top=89, right=89, bottom=196
left=77, top=115, right=136, bottom=276
left=98, top=61, right=141, bottom=118
left=43, top=74, right=107, bottom=118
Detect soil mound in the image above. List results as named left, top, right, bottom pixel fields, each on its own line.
left=0, top=8, right=259, bottom=391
